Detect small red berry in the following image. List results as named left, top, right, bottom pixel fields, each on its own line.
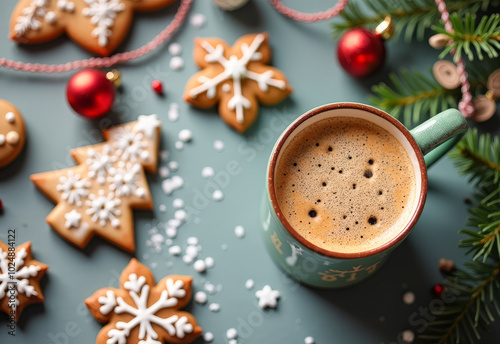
left=0, top=198, right=3, bottom=212
left=152, top=80, right=163, bottom=94
left=431, top=284, right=444, bottom=297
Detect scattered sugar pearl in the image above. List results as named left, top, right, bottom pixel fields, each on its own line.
left=168, top=42, right=182, bottom=56
left=168, top=105, right=179, bottom=122
left=6, top=132, right=20, bottom=145
left=245, top=279, right=254, bottom=289
left=305, top=336, right=315, bottom=344
left=173, top=198, right=185, bottom=209
left=151, top=233, right=164, bottom=244
left=228, top=340, right=237, bottom=344
left=168, top=219, right=182, bottom=228
left=161, top=176, right=184, bottom=195
left=190, top=13, right=206, bottom=28
left=212, top=190, right=224, bottom=201
left=175, top=209, right=187, bottom=221
left=165, top=227, right=177, bottom=238
left=169, top=56, right=184, bottom=71
left=201, top=166, right=215, bottom=178
left=5, top=112, right=15, bottom=123
left=159, top=166, right=170, bottom=178
left=213, top=140, right=224, bottom=151
left=183, top=255, right=194, bottom=264
left=205, top=257, right=214, bottom=268
left=178, top=129, right=193, bottom=142
left=222, top=83, right=231, bottom=92
left=203, top=332, right=214, bottom=342
left=168, top=245, right=182, bottom=256
left=168, top=161, right=179, bottom=171
left=226, top=328, right=238, bottom=339
left=187, top=237, right=199, bottom=245
left=403, top=291, right=415, bottom=305
left=401, top=330, right=415, bottom=343
left=194, top=259, right=207, bottom=273
left=175, top=141, right=184, bottom=150
left=185, top=245, right=199, bottom=257
left=204, top=283, right=216, bottom=294
left=208, top=303, right=220, bottom=312
left=160, top=150, right=169, bottom=161
left=194, top=291, right=208, bottom=304
left=234, top=225, right=245, bottom=238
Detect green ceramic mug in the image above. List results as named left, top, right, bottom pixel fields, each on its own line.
left=261, top=103, right=468, bottom=288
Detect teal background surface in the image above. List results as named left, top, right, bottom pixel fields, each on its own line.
left=0, top=0, right=499, bottom=343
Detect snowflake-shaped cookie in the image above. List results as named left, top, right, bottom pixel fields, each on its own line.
left=85, top=259, right=202, bottom=344
left=0, top=241, right=48, bottom=322
left=31, top=115, right=161, bottom=252
left=184, top=33, right=292, bottom=132
left=9, top=0, right=176, bottom=56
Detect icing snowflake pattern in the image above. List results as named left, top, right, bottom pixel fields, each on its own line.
left=85, top=259, right=202, bottom=344
left=86, top=190, right=121, bottom=227
left=108, top=162, right=146, bottom=198
left=56, top=170, right=90, bottom=206
left=112, top=126, right=150, bottom=163
left=14, top=0, right=53, bottom=37
left=86, top=144, right=116, bottom=184
left=0, top=242, right=48, bottom=321
left=184, top=33, right=292, bottom=132
left=82, top=0, right=125, bottom=47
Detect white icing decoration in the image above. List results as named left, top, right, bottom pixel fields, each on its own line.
left=86, top=144, right=116, bottom=184
left=44, top=11, right=56, bottom=23
left=5, top=131, right=20, bottom=145
left=133, top=114, right=161, bottom=139
left=108, top=162, right=146, bottom=198
left=82, top=0, right=125, bottom=47
left=57, top=0, right=75, bottom=12
left=56, top=171, right=90, bottom=206
left=5, top=112, right=15, bottom=123
left=64, top=209, right=82, bottom=228
left=86, top=190, right=121, bottom=227
left=0, top=247, right=41, bottom=310
left=112, top=126, right=150, bottom=163
left=255, top=285, right=280, bottom=309
left=100, top=276, right=194, bottom=342
left=0, top=135, right=5, bottom=146
left=189, top=34, right=286, bottom=123
left=14, top=0, right=49, bottom=37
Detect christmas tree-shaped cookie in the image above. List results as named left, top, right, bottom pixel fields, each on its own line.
left=31, top=114, right=161, bottom=252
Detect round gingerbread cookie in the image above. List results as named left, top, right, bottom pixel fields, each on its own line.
left=0, top=99, right=26, bottom=168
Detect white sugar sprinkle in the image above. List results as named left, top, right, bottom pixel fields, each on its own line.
left=213, top=140, right=224, bottom=151
left=208, top=303, right=220, bottom=312
left=160, top=150, right=169, bottom=160
left=165, top=227, right=177, bottom=238
left=190, top=13, right=206, bottom=28
left=194, top=259, right=206, bottom=273
left=228, top=340, right=237, bottom=344
left=159, top=166, right=170, bottom=178
left=402, top=329, right=415, bottom=343
left=203, top=332, right=214, bottom=342
left=185, top=245, right=199, bottom=257
left=305, top=336, right=315, bottom=344
left=245, top=279, right=254, bottom=289
left=175, top=141, right=184, bottom=150
left=178, top=129, right=193, bottom=142
left=175, top=209, right=187, bottom=221
left=173, top=198, right=185, bottom=209
left=212, top=190, right=224, bottom=201
left=151, top=233, right=164, bottom=244
left=168, top=219, right=182, bottom=228
left=205, top=257, right=214, bottom=268
left=201, top=166, right=215, bottom=178
left=161, top=176, right=184, bottom=195
left=187, top=237, right=199, bottom=245
left=5, top=112, right=15, bottom=123
left=234, top=225, right=245, bottom=238
left=169, top=56, right=184, bottom=71
left=403, top=291, right=415, bottom=305
left=168, top=42, right=182, bottom=56
left=168, top=161, right=179, bottom=171
left=194, top=291, right=208, bottom=304
left=183, top=255, right=194, bottom=264
left=226, top=328, right=237, bottom=339
left=204, top=283, right=216, bottom=294
left=168, top=245, right=182, bottom=256
left=168, top=105, right=179, bottom=122
left=159, top=204, right=167, bottom=212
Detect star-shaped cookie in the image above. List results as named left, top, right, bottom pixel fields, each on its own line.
left=10, top=0, right=176, bottom=56
left=184, top=33, right=292, bottom=132
left=85, top=258, right=202, bottom=344
left=0, top=241, right=48, bottom=322
left=31, top=114, right=161, bottom=252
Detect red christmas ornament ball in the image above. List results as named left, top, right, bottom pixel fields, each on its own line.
left=66, top=69, right=115, bottom=119
left=337, top=28, right=386, bottom=78
left=151, top=80, right=163, bottom=94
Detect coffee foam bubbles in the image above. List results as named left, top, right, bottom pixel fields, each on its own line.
left=275, top=117, right=417, bottom=254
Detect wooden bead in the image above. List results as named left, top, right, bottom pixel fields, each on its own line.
left=472, top=95, right=496, bottom=122
left=433, top=60, right=460, bottom=89
left=487, top=69, right=500, bottom=98
left=429, top=34, right=451, bottom=49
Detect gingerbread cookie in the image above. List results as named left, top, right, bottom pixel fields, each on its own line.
left=85, top=258, right=202, bottom=344
left=0, top=241, right=48, bottom=322
left=31, top=114, right=161, bottom=252
left=0, top=99, right=26, bottom=168
left=183, top=33, right=292, bottom=132
left=10, top=0, right=176, bottom=56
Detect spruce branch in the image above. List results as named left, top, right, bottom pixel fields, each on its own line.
left=331, top=0, right=492, bottom=41
left=434, top=13, right=500, bottom=62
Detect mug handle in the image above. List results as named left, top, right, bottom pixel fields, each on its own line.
left=409, top=109, right=468, bottom=168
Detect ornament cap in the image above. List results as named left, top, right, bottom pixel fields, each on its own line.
left=374, top=16, right=394, bottom=40
left=106, top=70, right=122, bottom=88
